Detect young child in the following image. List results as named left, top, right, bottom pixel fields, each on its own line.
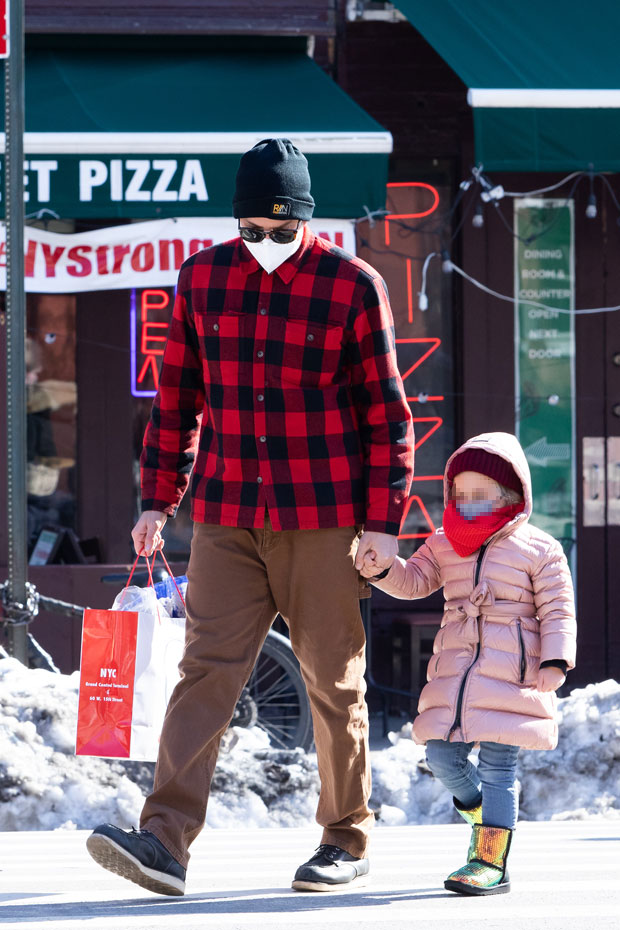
left=361, top=432, right=576, bottom=896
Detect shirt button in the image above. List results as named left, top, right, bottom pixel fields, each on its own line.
left=213, top=323, right=219, bottom=331
left=257, top=394, right=264, bottom=402
left=257, top=350, right=264, bottom=358
left=260, top=308, right=267, bottom=316
left=307, top=333, right=314, bottom=341
left=257, top=476, right=263, bottom=484
left=259, top=435, right=267, bottom=443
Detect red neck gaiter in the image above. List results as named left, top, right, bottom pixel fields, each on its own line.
left=443, top=500, right=524, bottom=557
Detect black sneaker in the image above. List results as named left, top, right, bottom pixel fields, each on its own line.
left=292, top=844, right=370, bottom=892
left=86, top=824, right=186, bottom=896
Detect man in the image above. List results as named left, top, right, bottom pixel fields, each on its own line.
left=86, top=139, right=414, bottom=896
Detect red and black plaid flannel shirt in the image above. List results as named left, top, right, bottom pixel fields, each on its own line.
left=141, top=226, right=414, bottom=534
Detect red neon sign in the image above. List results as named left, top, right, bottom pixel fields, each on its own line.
left=131, top=289, right=172, bottom=396
left=412, top=417, right=443, bottom=452
left=137, top=289, right=169, bottom=390
left=384, top=182, right=440, bottom=246
left=399, top=494, right=438, bottom=540
left=386, top=179, right=444, bottom=542
left=395, top=337, right=442, bottom=399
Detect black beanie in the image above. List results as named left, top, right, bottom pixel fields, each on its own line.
left=232, top=138, right=315, bottom=221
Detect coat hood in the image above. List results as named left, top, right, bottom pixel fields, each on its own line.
left=444, top=432, right=533, bottom=521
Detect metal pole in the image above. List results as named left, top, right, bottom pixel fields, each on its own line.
left=4, top=0, right=29, bottom=663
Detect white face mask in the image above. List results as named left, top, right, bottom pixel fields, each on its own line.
left=242, top=225, right=304, bottom=274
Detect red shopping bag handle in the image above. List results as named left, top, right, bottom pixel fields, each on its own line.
left=123, top=552, right=142, bottom=590
left=117, top=554, right=160, bottom=623
left=119, top=550, right=186, bottom=614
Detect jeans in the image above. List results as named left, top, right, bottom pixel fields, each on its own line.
left=425, top=739, right=520, bottom=829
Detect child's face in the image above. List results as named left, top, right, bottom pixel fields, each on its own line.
left=452, top=471, right=504, bottom=520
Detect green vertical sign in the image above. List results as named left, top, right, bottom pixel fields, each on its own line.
left=515, top=198, right=575, bottom=555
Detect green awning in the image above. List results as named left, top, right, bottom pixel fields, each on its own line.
left=1, top=47, right=391, bottom=218
left=395, top=0, right=620, bottom=171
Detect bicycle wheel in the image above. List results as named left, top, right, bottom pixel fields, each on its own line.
left=247, top=629, right=313, bottom=752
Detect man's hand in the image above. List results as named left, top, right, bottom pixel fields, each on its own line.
left=537, top=667, right=566, bottom=692
left=131, top=511, right=168, bottom=557
left=355, top=531, right=399, bottom=578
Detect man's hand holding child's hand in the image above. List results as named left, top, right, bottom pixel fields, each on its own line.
left=536, top=667, right=566, bottom=692
left=356, top=531, right=398, bottom=578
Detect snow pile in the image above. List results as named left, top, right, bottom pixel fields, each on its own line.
left=208, top=730, right=319, bottom=828
left=0, top=659, right=145, bottom=831
left=379, top=680, right=620, bottom=823
left=0, top=656, right=618, bottom=831
left=369, top=724, right=453, bottom=825
left=0, top=658, right=319, bottom=832
left=519, top=679, right=620, bottom=821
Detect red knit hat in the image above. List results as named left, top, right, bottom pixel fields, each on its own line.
left=447, top=448, right=523, bottom=495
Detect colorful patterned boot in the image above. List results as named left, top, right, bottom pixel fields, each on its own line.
left=453, top=796, right=483, bottom=826
left=444, top=824, right=512, bottom=896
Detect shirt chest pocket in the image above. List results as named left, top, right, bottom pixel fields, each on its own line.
left=196, top=312, right=245, bottom=381
left=275, top=318, right=345, bottom=388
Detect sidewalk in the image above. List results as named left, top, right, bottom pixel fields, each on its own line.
left=1, top=821, right=618, bottom=930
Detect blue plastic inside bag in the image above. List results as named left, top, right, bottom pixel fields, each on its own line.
left=153, top=575, right=188, bottom=617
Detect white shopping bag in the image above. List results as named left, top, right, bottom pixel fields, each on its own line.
left=76, top=579, right=186, bottom=761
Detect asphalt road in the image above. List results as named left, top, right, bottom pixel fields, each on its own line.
left=1, top=820, right=618, bottom=930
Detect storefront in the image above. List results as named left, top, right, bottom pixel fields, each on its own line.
left=341, top=2, right=620, bottom=696
left=0, top=36, right=394, bottom=669
left=3, top=11, right=619, bottom=695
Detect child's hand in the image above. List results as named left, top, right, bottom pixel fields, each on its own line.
left=359, top=550, right=395, bottom=578
left=537, top=667, right=566, bottom=692
left=359, top=551, right=379, bottom=578
left=355, top=531, right=398, bottom=578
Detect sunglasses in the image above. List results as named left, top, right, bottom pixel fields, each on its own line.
left=238, top=221, right=301, bottom=245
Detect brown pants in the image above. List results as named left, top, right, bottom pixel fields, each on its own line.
left=140, top=514, right=374, bottom=867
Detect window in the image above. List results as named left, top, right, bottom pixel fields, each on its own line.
left=26, top=294, right=78, bottom=553
left=356, top=164, right=456, bottom=556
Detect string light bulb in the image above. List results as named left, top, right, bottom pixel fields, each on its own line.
left=441, top=249, right=453, bottom=273
left=418, top=251, right=437, bottom=311
left=480, top=184, right=505, bottom=203
left=586, top=168, right=597, bottom=219
left=472, top=203, right=485, bottom=228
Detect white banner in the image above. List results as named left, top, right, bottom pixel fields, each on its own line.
left=0, top=217, right=356, bottom=294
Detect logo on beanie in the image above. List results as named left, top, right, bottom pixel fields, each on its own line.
left=271, top=202, right=291, bottom=216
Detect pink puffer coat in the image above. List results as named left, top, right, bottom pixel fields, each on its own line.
left=373, top=432, right=577, bottom=751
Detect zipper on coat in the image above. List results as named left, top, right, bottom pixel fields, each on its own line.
left=473, top=542, right=488, bottom=587
left=447, top=543, right=488, bottom=737
left=517, top=619, right=526, bottom=684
